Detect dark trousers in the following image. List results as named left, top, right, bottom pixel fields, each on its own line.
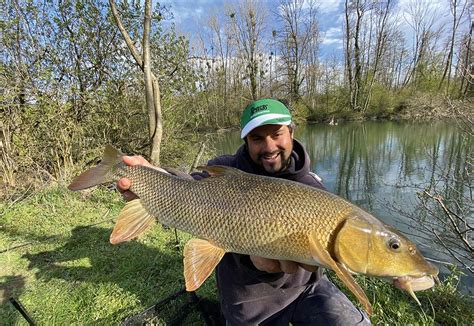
left=226, top=275, right=371, bottom=326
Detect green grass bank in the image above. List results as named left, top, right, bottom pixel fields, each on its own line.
left=1, top=187, right=473, bottom=325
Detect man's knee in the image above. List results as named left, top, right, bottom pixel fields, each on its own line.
left=293, top=276, right=371, bottom=325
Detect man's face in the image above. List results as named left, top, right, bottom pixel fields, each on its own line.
left=246, top=124, right=293, bottom=174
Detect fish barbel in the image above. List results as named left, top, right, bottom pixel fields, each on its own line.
left=68, top=145, right=439, bottom=315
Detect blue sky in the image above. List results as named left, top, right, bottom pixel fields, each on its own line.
left=160, top=0, right=463, bottom=60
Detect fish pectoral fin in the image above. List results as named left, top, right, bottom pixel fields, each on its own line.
left=196, top=165, right=241, bottom=177
left=183, top=239, right=225, bottom=291
left=308, top=231, right=373, bottom=316
left=110, top=199, right=155, bottom=244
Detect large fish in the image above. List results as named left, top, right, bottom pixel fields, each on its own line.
left=69, top=145, right=439, bottom=315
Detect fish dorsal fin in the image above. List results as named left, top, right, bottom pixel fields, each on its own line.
left=183, top=239, right=226, bottom=291
left=110, top=199, right=155, bottom=244
left=308, top=231, right=373, bottom=316
left=196, top=165, right=241, bottom=177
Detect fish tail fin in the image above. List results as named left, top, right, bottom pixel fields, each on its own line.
left=68, top=145, right=123, bottom=191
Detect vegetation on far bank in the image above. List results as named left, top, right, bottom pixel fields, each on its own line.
left=1, top=187, right=473, bottom=325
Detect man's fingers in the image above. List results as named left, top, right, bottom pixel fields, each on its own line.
left=118, top=155, right=151, bottom=202
left=279, top=260, right=299, bottom=274
left=250, top=256, right=281, bottom=273
left=123, top=155, right=153, bottom=168
left=249, top=256, right=319, bottom=274
left=117, top=178, right=131, bottom=191
left=300, top=263, right=319, bottom=272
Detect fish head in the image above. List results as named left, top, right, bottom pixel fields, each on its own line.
left=334, top=215, right=438, bottom=284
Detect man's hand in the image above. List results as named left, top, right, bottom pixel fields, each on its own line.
left=117, top=155, right=154, bottom=201
left=250, top=256, right=318, bottom=274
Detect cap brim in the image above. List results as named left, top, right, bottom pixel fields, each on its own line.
left=241, top=114, right=292, bottom=138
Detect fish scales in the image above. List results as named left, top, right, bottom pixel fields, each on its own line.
left=113, top=164, right=362, bottom=264
left=68, top=145, right=439, bottom=315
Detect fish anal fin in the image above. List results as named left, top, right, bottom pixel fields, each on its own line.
left=110, top=199, right=155, bottom=244
left=196, top=165, right=240, bottom=177
left=308, top=231, right=373, bottom=316
left=183, top=239, right=225, bottom=291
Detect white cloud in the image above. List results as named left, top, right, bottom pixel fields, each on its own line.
left=321, top=26, right=342, bottom=45
left=318, top=0, right=342, bottom=13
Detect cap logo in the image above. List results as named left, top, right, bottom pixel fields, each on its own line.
left=240, top=98, right=292, bottom=139
left=251, top=104, right=268, bottom=115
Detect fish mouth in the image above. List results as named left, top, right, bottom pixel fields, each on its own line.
left=393, top=275, right=436, bottom=291
left=392, top=274, right=439, bottom=305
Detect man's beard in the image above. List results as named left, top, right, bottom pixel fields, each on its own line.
left=258, top=150, right=291, bottom=174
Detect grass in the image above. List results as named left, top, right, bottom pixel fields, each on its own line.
left=1, top=187, right=473, bottom=325
left=1, top=187, right=217, bottom=325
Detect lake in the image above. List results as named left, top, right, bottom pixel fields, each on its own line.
left=210, top=120, right=473, bottom=293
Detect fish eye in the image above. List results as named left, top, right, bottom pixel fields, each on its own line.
left=388, top=238, right=401, bottom=252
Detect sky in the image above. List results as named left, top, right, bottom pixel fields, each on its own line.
left=160, top=0, right=464, bottom=60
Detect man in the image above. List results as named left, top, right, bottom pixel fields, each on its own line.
left=118, top=99, right=370, bottom=325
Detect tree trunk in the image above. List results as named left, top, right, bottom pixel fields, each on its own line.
left=460, top=21, right=473, bottom=96
left=345, top=0, right=354, bottom=109
left=109, top=0, right=162, bottom=165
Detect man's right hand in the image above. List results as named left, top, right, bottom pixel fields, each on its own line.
left=117, top=155, right=154, bottom=201
left=250, top=256, right=318, bottom=274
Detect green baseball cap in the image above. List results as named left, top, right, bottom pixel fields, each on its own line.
left=240, top=99, right=292, bottom=139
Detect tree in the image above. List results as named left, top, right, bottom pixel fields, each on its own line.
left=344, top=0, right=367, bottom=111
left=402, top=0, right=439, bottom=89
left=109, top=0, right=163, bottom=165
left=439, top=0, right=469, bottom=93
left=229, top=0, right=267, bottom=100
left=361, top=0, right=394, bottom=112
left=459, top=21, right=473, bottom=97
left=277, top=0, right=319, bottom=101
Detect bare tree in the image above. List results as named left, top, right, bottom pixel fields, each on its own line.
left=109, top=0, right=163, bottom=165
left=228, top=0, right=267, bottom=100
left=439, top=0, right=469, bottom=92
left=459, top=21, right=473, bottom=96
left=361, top=0, right=394, bottom=112
left=344, top=0, right=367, bottom=111
left=402, top=0, right=439, bottom=88
left=277, top=0, right=319, bottom=101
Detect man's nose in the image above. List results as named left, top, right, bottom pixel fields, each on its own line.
left=262, top=137, right=278, bottom=151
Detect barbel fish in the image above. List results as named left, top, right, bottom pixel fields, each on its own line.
left=68, top=145, right=439, bottom=315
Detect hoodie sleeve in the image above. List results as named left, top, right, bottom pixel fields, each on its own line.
left=190, top=154, right=237, bottom=180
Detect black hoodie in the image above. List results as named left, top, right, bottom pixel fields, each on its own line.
left=191, top=139, right=326, bottom=325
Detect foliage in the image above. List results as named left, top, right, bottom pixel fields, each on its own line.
left=1, top=0, right=198, bottom=191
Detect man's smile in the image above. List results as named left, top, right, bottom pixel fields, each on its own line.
left=261, top=152, right=280, bottom=163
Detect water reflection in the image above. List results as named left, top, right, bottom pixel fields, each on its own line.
left=211, top=121, right=472, bottom=290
